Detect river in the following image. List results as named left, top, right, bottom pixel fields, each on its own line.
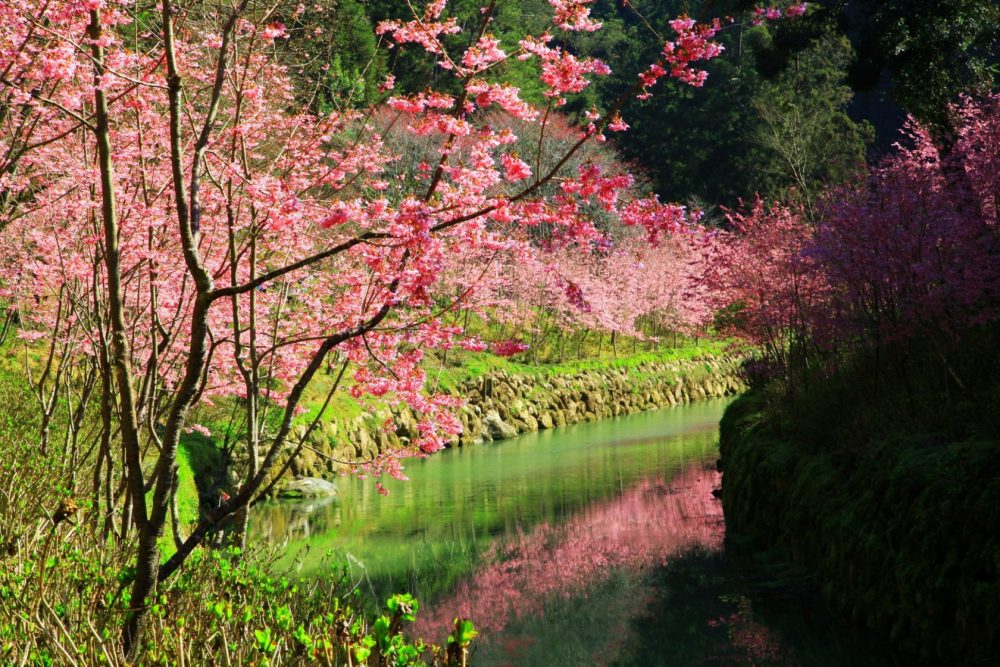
left=250, top=398, right=901, bottom=666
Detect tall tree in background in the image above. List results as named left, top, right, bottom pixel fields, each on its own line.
left=843, top=0, right=1000, bottom=134
left=571, top=0, right=870, bottom=211
left=284, top=0, right=387, bottom=111
left=278, top=0, right=998, bottom=207
left=752, top=31, right=871, bottom=219
left=746, top=0, right=999, bottom=144
left=569, top=0, right=769, bottom=208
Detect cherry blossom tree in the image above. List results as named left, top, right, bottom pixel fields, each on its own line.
left=708, top=198, right=826, bottom=377
left=0, top=0, right=804, bottom=652
left=435, top=228, right=712, bottom=362
left=711, top=93, right=1000, bottom=390
left=810, top=97, right=1000, bottom=386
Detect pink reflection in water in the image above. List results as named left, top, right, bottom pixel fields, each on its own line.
left=414, top=465, right=724, bottom=638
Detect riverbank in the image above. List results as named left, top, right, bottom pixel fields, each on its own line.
left=284, top=349, right=745, bottom=480
left=719, top=390, right=1000, bottom=665
left=253, top=397, right=902, bottom=666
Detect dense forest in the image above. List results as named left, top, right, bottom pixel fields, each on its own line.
left=283, top=0, right=998, bottom=208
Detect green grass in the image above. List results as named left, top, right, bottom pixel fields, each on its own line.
left=176, top=433, right=222, bottom=517
left=300, top=375, right=365, bottom=423
left=175, top=445, right=200, bottom=525
left=423, top=340, right=732, bottom=394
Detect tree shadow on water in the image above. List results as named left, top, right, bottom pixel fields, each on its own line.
left=611, top=545, right=906, bottom=667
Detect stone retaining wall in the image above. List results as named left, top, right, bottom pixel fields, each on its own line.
left=288, top=356, right=745, bottom=479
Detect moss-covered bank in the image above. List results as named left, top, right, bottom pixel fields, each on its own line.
left=719, top=391, right=1000, bottom=665
left=288, top=354, right=745, bottom=479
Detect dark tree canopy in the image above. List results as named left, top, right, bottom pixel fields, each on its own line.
left=289, top=0, right=998, bottom=206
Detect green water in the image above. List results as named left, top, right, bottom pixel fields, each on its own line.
left=251, top=399, right=902, bottom=666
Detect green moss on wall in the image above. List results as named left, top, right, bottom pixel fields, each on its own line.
left=720, top=392, right=1000, bottom=665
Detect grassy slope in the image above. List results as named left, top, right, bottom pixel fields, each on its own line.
left=0, top=336, right=208, bottom=547
left=423, top=340, right=730, bottom=393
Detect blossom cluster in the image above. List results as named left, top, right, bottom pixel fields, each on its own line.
left=0, top=0, right=807, bottom=482
left=710, top=94, right=1000, bottom=374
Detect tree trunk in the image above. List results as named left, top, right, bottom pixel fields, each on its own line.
left=88, top=9, right=151, bottom=656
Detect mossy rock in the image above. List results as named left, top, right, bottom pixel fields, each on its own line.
left=277, top=477, right=339, bottom=499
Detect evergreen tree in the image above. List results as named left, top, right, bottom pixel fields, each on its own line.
left=286, top=0, right=387, bottom=111
left=750, top=31, right=872, bottom=219
left=843, top=0, right=1000, bottom=133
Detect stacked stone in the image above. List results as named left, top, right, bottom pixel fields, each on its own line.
left=284, top=356, right=744, bottom=480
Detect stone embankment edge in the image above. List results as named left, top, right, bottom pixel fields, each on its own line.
left=287, top=356, right=746, bottom=479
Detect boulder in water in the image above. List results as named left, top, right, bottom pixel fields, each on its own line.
left=277, top=477, right=339, bottom=499
left=484, top=410, right=519, bottom=440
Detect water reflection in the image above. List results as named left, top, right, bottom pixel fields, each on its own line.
left=252, top=496, right=338, bottom=543
left=414, top=464, right=723, bottom=639
left=250, top=399, right=729, bottom=599
left=250, top=399, right=902, bottom=665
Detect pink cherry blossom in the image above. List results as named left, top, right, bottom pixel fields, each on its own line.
left=0, top=0, right=803, bottom=628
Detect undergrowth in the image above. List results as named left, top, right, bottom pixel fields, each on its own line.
left=0, top=357, right=474, bottom=666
